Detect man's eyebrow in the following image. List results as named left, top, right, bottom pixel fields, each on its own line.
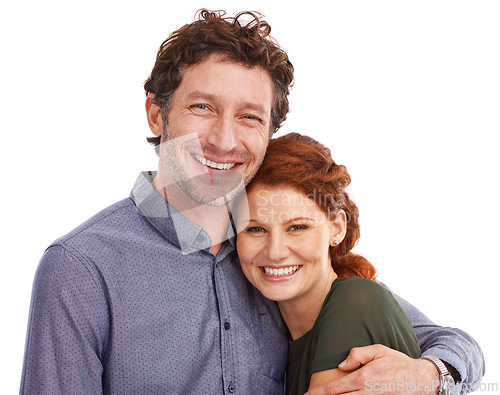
left=186, top=90, right=220, bottom=102
left=241, top=102, right=269, bottom=117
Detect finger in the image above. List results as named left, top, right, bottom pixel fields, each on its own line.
left=337, top=344, right=387, bottom=371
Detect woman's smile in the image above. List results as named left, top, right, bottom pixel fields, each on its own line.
left=260, top=265, right=302, bottom=281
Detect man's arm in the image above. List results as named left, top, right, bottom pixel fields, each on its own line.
left=306, top=294, right=484, bottom=395
left=394, top=292, right=485, bottom=391
left=20, top=245, right=108, bottom=395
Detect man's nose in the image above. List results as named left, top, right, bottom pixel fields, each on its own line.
left=206, top=114, right=238, bottom=151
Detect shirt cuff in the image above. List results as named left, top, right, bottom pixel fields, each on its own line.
left=421, top=347, right=465, bottom=390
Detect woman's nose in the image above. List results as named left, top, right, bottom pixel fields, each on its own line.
left=265, top=233, right=290, bottom=262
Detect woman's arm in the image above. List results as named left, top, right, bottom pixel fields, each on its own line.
left=305, top=345, right=440, bottom=395
left=308, top=368, right=349, bottom=392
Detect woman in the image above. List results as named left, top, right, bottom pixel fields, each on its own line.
left=235, top=133, right=421, bottom=394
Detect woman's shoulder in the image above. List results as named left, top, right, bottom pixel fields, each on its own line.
left=327, top=276, right=395, bottom=312
left=331, top=276, right=388, bottom=295
left=315, top=276, right=401, bottom=345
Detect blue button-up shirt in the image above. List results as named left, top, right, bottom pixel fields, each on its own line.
left=21, top=172, right=289, bottom=394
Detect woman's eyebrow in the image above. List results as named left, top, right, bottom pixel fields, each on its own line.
left=246, top=216, right=315, bottom=225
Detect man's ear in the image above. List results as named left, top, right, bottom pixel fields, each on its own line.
left=329, top=209, right=347, bottom=246
left=145, top=93, right=164, bottom=137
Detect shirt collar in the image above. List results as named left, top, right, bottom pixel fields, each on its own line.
left=130, top=172, right=235, bottom=254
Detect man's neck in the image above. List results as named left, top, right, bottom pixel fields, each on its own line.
left=152, top=175, right=232, bottom=257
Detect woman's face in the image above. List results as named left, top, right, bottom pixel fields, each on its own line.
left=236, top=186, right=338, bottom=306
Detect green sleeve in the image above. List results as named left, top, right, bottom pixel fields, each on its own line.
left=311, top=277, right=421, bottom=374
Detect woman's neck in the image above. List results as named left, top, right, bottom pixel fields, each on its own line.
left=278, top=270, right=338, bottom=340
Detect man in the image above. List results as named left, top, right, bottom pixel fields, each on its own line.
left=21, top=10, right=484, bottom=394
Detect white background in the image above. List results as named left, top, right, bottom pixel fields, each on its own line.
left=1, top=0, right=498, bottom=393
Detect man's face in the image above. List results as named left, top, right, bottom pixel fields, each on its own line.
left=157, top=54, right=273, bottom=206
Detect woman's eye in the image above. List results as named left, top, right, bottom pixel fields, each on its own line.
left=246, top=226, right=266, bottom=233
left=289, top=224, right=308, bottom=231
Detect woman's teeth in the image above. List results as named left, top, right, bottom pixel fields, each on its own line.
left=263, top=265, right=300, bottom=277
left=194, top=154, right=236, bottom=170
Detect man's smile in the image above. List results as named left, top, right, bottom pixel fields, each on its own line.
left=193, top=153, right=238, bottom=170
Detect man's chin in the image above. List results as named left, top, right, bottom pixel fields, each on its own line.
left=178, top=171, right=246, bottom=206
left=184, top=183, right=245, bottom=207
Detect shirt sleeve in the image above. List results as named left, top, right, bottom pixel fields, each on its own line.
left=20, top=244, right=109, bottom=395
left=393, top=293, right=485, bottom=394
left=312, top=278, right=421, bottom=374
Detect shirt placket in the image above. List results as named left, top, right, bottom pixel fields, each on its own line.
left=213, top=256, right=237, bottom=394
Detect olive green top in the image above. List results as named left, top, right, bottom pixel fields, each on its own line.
left=286, top=277, right=421, bottom=395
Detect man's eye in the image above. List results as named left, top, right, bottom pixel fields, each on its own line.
left=190, top=104, right=209, bottom=112
left=242, top=114, right=262, bottom=123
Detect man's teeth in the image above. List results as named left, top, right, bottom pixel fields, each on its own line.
left=194, top=154, right=236, bottom=170
left=263, top=266, right=300, bottom=277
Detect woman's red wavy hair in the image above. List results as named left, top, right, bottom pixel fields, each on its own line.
left=247, top=133, right=377, bottom=280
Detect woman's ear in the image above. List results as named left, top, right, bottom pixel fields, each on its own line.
left=329, top=209, right=347, bottom=246
left=145, top=93, right=164, bottom=137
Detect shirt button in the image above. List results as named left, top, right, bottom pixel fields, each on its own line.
left=228, top=384, right=236, bottom=393
left=224, top=322, right=231, bottom=330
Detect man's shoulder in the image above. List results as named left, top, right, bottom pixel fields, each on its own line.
left=50, top=197, right=137, bottom=249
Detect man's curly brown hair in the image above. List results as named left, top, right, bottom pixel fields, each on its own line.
left=143, top=9, right=294, bottom=146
